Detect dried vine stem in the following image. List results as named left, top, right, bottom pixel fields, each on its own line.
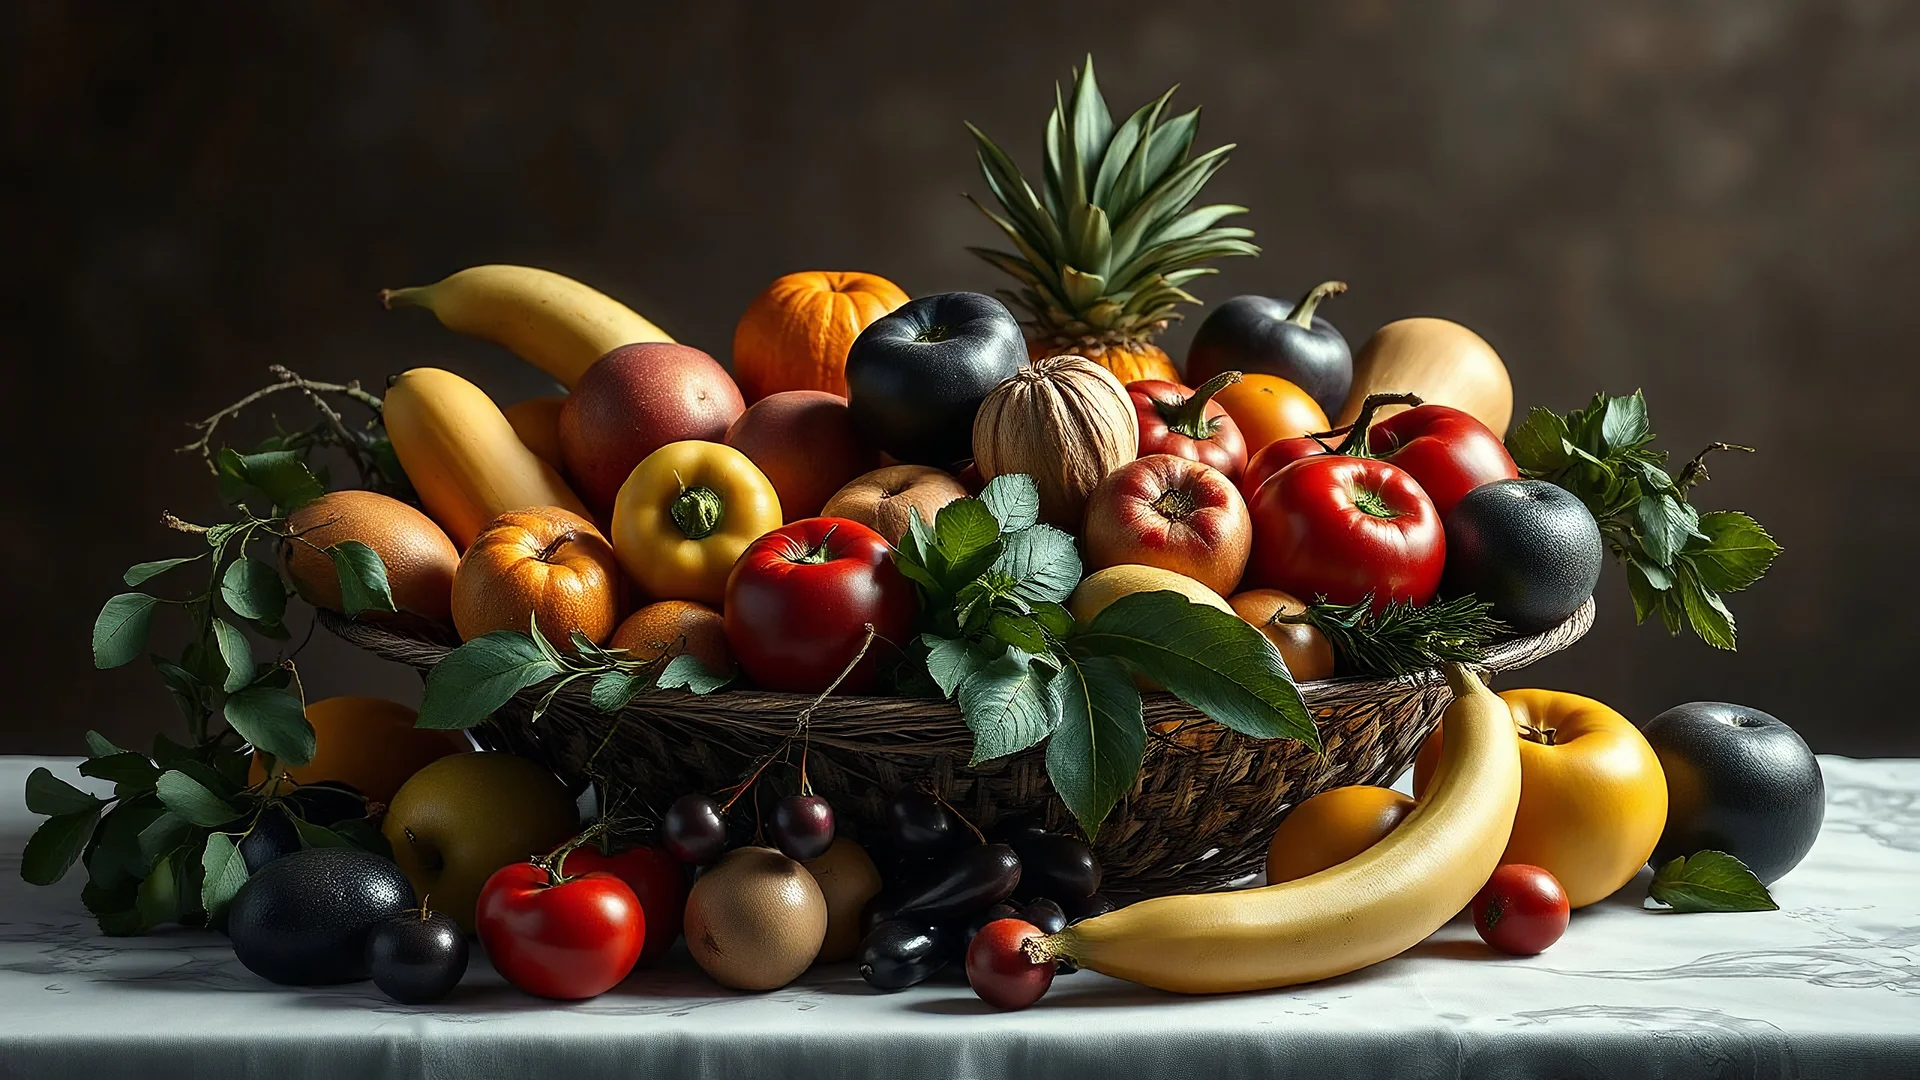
left=176, top=365, right=403, bottom=496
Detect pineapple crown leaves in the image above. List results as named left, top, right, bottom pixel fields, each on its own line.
left=965, top=55, right=1258, bottom=341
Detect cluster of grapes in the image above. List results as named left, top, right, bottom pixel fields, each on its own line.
left=858, top=790, right=1111, bottom=991
left=659, top=789, right=836, bottom=865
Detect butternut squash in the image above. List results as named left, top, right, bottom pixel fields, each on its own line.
left=383, top=368, right=590, bottom=548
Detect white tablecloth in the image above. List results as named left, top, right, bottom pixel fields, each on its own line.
left=1, top=755, right=1915, bottom=1079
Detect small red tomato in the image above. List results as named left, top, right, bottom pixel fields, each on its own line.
left=476, top=861, right=644, bottom=1000
left=966, top=918, right=1054, bottom=1010
left=723, top=517, right=918, bottom=693
left=1127, top=372, right=1249, bottom=480
left=565, top=845, right=688, bottom=968
left=1245, top=455, right=1445, bottom=610
left=1472, top=863, right=1570, bottom=956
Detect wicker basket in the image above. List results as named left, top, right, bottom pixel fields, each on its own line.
left=321, top=599, right=1592, bottom=896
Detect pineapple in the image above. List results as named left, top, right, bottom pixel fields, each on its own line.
left=966, top=56, right=1258, bottom=384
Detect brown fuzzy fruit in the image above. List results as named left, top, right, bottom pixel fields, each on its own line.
left=451, top=507, right=619, bottom=646
left=283, top=490, right=459, bottom=624
left=821, top=465, right=969, bottom=545
left=1228, top=588, right=1337, bottom=683
left=609, top=600, right=733, bottom=676
left=973, top=355, right=1138, bottom=526
left=684, top=846, right=827, bottom=991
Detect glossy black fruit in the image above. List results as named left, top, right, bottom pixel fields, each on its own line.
left=239, top=804, right=302, bottom=874
left=865, top=843, right=1022, bottom=928
left=366, top=908, right=468, bottom=1004
left=663, top=793, right=730, bottom=864
left=885, top=789, right=971, bottom=858
left=845, top=292, right=1026, bottom=465
left=858, top=920, right=953, bottom=990
left=1007, top=833, right=1100, bottom=900
left=285, top=782, right=368, bottom=826
left=1017, top=898, right=1068, bottom=936
left=1186, top=285, right=1353, bottom=417
left=1061, top=892, right=1116, bottom=924
left=1440, top=479, right=1603, bottom=634
left=770, top=795, right=836, bottom=862
left=1642, top=702, right=1825, bottom=885
left=228, top=848, right=415, bottom=985
left=986, top=814, right=1048, bottom=843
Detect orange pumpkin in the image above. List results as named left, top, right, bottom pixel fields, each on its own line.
left=1212, top=374, right=1330, bottom=455
left=1029, top=337, right=1179, bottom=385
left=732, top=271, right=908, bottom=401
left=451, top=506, right=620, bottom=647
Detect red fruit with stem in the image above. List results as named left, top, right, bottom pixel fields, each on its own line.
left=475, top=840, right=644, bottom=1000
left=565, top=843, right=688, bottom=967
left=1245, top=453, right=1444, bottom=611
left=966, top=918, right=1055, bottom=1010
left=1128, top=371, right=1250, bottom=480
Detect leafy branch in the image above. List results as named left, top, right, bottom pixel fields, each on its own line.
left=1507, top=390, right=1780, bottom=650
left=181, top=365, right=409, bottom=499
left=1285, top=594, right=1506, bottom=677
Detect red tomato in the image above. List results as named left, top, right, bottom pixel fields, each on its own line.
left=565, top=845, right=688, bottom=967
left=1240, top=434, right=1337, bottom=502
left=1127, top=373, right=1249, bottom=480
left=1246, top=456, right=1444, bottom=610
left=476, top=862, right=644, bottom=1000
left=723, top=517, right=918, bottom=693
left=1472, top=863, right=1570, bottom=955
left=1367, top=404, right=1518, bottom=518
left=965, top=918, right=1054, bottom=1010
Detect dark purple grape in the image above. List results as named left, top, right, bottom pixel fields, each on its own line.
left=884, top=789, right=969, bottom=856
left=858, top=920, right=952, bottom=990
left=1017, top=897, right=1068, bottom=935
left=1062, top=892, right=1116, bottom=924
left=770, top=795, right=835, bottom=862
left=1009, top=833, right=1100, bottom=900
left=662, top=793, right=729, bottom=864
left=864, top=843, right=1021, bottom=928
left=367, top=908, right=467, bottom=1004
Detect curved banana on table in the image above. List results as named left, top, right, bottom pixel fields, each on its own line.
left=381, top=265, right=672, bottom=388
left=1029, top=663, right=1522, bottom=994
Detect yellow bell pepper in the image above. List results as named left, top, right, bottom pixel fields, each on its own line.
left=610, top=441, right=782, bottom=604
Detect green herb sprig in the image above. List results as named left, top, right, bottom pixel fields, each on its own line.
left=895, top=474, right=1318, bottom=837
left=1291, top=595, right=1506, bottom=677
left=1507, top=390, right=1780, bottom=650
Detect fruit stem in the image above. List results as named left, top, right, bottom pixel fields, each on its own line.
left=1157, top=370, right=1241, bottom=440
left=379, top=285, right=429, bottom=311
left=1332, top=392, right=1425, bottom=457
left=536, top=529, right=577, bottom=563
left=1287, top=280, right=1348, bottom=328
left=670, top=486, right=726, bottom=540
left=539, top=821, right=608, bottom=885
left=796, top=524, right=841, bottom=565
left=717, top=624, right=879, bottom=814
left=1349, top=485, right=1402, bottom=520
left=1150, top=486, right=1198, bottom=523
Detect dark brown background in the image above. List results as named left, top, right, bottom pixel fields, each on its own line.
left=5, top=3, right=1915, bottom=756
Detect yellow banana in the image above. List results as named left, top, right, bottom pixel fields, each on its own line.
left=1030, top=663, right=1520, bottom=994
left=381, top=265, right=672, bottom=388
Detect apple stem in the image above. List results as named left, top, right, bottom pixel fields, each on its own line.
left=1158, top=370, right=1241, bottom=440
left=536, top=529, right=577, bottom=564
left=1287, top=280, right=1348, bottom=328
left=670, top=486, right=726, bottom=540
left=1332, top=392, right=1425, bottom=457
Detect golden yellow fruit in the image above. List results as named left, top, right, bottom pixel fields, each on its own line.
left=802, top=837, right=883, bottom=963
left=247, top=696, right=467, bottom=805
left=1265, top=785, right=1417, bottom=884
left=1340, top=318, right=1513, bottom=437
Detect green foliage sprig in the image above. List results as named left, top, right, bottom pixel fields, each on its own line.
left=1292, top=595, right=1506, bottom=678
left=1507, top=390, right=1780, bottom=650
left=895, top=474, right=1318, bottom=837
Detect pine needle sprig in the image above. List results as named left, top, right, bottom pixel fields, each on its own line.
left=1294, top=595, right=1506, bottom=677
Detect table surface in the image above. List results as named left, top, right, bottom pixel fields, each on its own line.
left=1, top=755, right=1916, bottom=1080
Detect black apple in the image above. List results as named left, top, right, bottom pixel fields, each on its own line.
left=1185, top=282, right=1352, bottom=416
left=1642, top=702, right=1825, bottom=885
left=845, top=292, right=1026, bottom=466
left=1441, top=479, right=1603, bottom=634
left=367, top=907, right=468, bottom=1004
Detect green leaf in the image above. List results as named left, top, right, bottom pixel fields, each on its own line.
left=1635, top=494, right=1698, bottom=566
left=328, top=541, right=397, bottom=615
left=211, top=618, right=253, bottom=693
left=220, top=557, right=287, bottom=623
left=93, top=593, right=161, bottom=669
left=84, top=730, right=127, bottom=758
left=923, top=635, right=979, bottom=698
left=150, top=657, right=209, bottom=726
left=134, top=850, right=180, bottom=930
left=654, top=652, right=732, bottom=695
left=292, top=817, right=351, bottom=850
left=81, top=878, right=137, bottom=917
left=1686, top=511, right=1782, bottom=595
left=21, top=809, right=101, bottom=885
left=979, top=474, right=1041, bottom=533
left=155, top=771, right=238, bottom=827
left=86, top=799, right=163, bottom=890
left=1600, top=389, right=1652, bottom=450
left=988, top=611, right=1049, bottom=654
left=958, top=648, right=1057, bottom=763
left=1074, top=591, right=1318, bottom=746
left=1647, top=851, right=1778, bottom=912
left=419, top=632, right=561, bottom=729
left=236, top=450, right=325, bottom=510
left=1045, top=653, right=1144, bottom=839
left=1505, top=407, right=1573, bottom=476
left=25, top=767, right=103, bottom=816
left=137, top=811, right=194, bottom=864
left=78, top=752, right=161, bottom=794
left=992, top=524, right=1081, bottom=605
left=589, top=671, right=644, bottom=712
left=1676, top=565, right=1737, bottom=651
left=200, top=833, right=248, bottom=926
left=933, top=498, right=1004, bottom=581
left=329, top=817, right=394, bottom=859
left=1032, top=600, right=1074, bottom=639
left=224, top=687, right=317, bottom=765
left=124, top=556, right=204, bottom=587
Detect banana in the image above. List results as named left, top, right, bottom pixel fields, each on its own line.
left=1029, top=663, right=1521, bottom=994
left=381, top=265, right=673, bottom=388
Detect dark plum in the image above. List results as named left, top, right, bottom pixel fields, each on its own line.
left=662, top=794, right=729, bottom=865
left=1008, top=833, right=1100, bottom=900
left=238, top=805, right=301, bottom=874
left=864, top=843, right=1021, bottom=928
left=769, top=795, right=836, bottom=862
left=884, top=789, right=970, bottom=857
left=858, top=920, right=953, bottom=990
left=1062, top=892, right=1116, bottom=924
left=1017, top=898, right=1068, bottom=936
left=366, top=907, right=468, bottom=1004
left=285, top=782, right=368, bottom=826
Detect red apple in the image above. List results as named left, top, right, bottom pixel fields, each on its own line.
left=559, top=343, right=745, bottom=514
left=724, top=391, right=877, bottom=521
left=1082, top=455, right=1251, bottom=597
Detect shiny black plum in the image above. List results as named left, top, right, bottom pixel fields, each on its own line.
left=1017, top=898, right=1068, bottom=936
left=1062, top=892, right=1116, bottom=924
left=845, top=292, right=1026, bottom=465
left=1643, top=702, right=1825, bottom=885
left=1008, top=833, right=1100, bottom=900
left=865, top=844, right=1022, bottom=928
left=885, top=789, right=970, bottom=857
left=239, top=805, right=301, bottom=874
left=859, top=921, right=953, bottom=990
left=1186, top=286, right=1353, bottom=417
left=663, top=793, right=730, bottom=865
left=366, top=908, right=468, bottom=1004
left=770, top=795, right=836, bottom=862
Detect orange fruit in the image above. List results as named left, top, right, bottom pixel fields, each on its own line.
left=1227, top=588, right=1336, bottom=682
left=1265, top=785, right=1417, bottom=884
left=1213, top=374, right=1330, bottom=455
left=611, top=600, right=733, bottom=677
left=451, top=506, right=619, bottom=647
left=249, top=696, right=466, bottom=804
left=282, top=489, right=459, bottom=624
left=503, top=395, right=566, bottom=469
left=732, top=271, right=908, bottom=401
